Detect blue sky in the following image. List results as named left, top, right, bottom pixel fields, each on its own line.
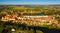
left=0, top=0, right=60, bottom=5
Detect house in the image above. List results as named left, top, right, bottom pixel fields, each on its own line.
left=1, top=15, right=16, bottom=21
left=11, top=14, right=17, bottom=18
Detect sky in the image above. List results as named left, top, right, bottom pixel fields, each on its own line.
left=0, top=0, right=60, bottom=5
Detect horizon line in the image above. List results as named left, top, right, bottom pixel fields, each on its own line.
left=0, top=4, right=60, bottom=5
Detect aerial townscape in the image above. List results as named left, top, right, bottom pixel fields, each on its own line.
left=0, top=5, right=60, bottom=33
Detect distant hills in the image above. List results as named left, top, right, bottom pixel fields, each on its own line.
left=0, top=4, right=60, bottom=6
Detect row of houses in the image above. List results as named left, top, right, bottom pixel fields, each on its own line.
left=23, top=15, right=58, bottom=25
left=1, top=14, right=58, bottom=26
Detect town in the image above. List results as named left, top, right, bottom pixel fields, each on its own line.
left=1, top=14, right=58, bottom=26
left=0, top=5, right=60, bottom=33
